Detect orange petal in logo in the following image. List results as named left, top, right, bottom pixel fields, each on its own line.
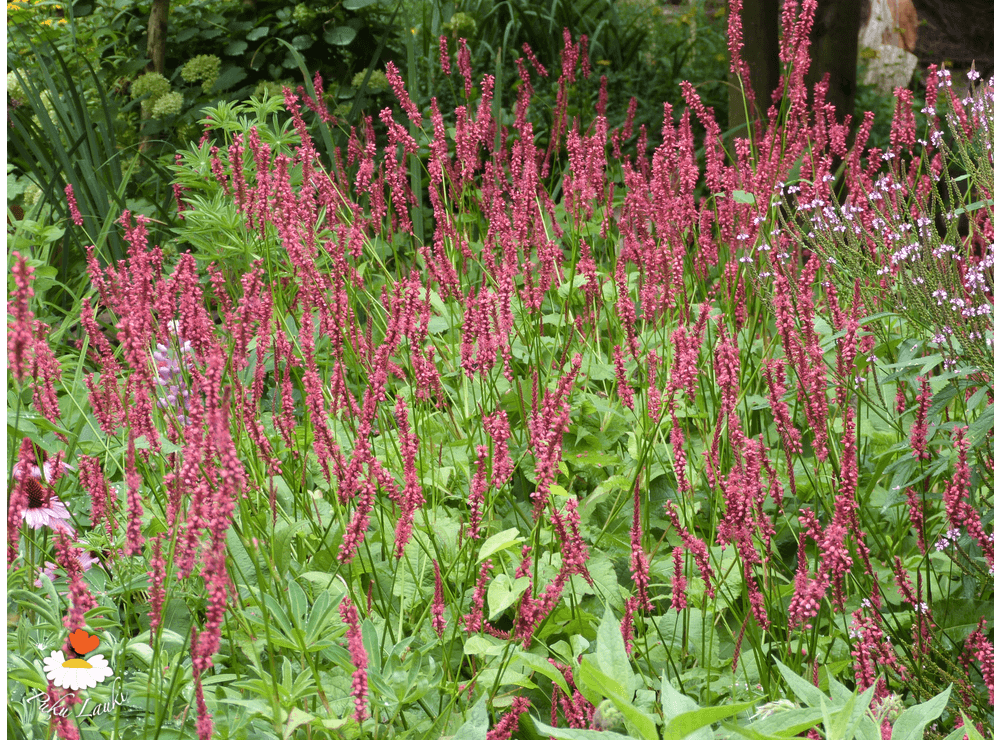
left=69, top=628, right=100, bottom=655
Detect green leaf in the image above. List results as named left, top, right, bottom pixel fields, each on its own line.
left=464, top=634, right=506, bottom=656
left=344, top=0, right=381, bottom=7
left=512, top=651, right=571, bottom=696
left=487, top=574, right=530, bottom=620
left=324, top=26, right=358, bottom=45
left=745, top=708, right=824, bottom=737
left=663, top=700, right=757, bottom=740
left=227, top=527, right=258, bottom=586
left=477, top=528, right=524, bottom=562
left=531, top=719, right=632, bottom=740
left=578, top=660, right=657, bottom=740
left=211, top=66, right=248, bottom=92
left=224, top=40, right=248, bottom=55
left=292, top=34, right=314, bottom=50
left=967, top=404, right=994, bottom=447
left=890, top=686, right=950, bottom=740
left=247, top=26, right=269, bottom=41
left=820, top=693, right=855, bottom=740
left=282, top=707, right=315, bottom=740
left=773, top=659, right=828, bottom=707
left=732, top=190, right=756, bottom=204
left=452, top=695, right=489, bottom=740
left=595, top=607, right=636, bottom=696
left=125, top=640, right=155, bottom=666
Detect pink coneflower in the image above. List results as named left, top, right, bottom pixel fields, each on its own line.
left=20, top=476, right=73, bottom=533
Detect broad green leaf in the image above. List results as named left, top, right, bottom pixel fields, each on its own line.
left=487, top=575, right=530, bottom=620
left=732, top=190, right=756, bottom=204
left=663, top=701, right=757, bottom=740
left=956, top=713, right=985, bottom=740
left=595, top=606, right=636, bottom=696
left=821, top=693, right=855, bottom=740
left=727, top=703, right=830, bottom=740
left=324, top=26, right=357, bottom=45
left=890, top=686, right=951, bottom=740
left=344, top=0, right=380, bottom=7
left=744, top=707, right=824, bottom=737
left=452, top=695, right=488, bottom=740
left=464, top=634, right=506, bottom=656
left=477, top=528, right=523, bottom=563
left=855, top=717, right=882, bottom=740
left=212, top=65, right=248, bottom=92
left=513, top=651, right=570, bottom=696
left=578, top=660, right=657, bottom=740
left=125, top=641, right=155, bottom=666
left=354, top=620, right=379, bottom=674
left=247, top=26, right=269, bottom=40
left=532, top=719, right=632, bottom=740
left=282, top=707, right=315, bottom=740
left=774, top=659, right=828, bottom=707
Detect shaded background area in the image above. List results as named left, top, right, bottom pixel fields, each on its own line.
left=881, top=0, right=994, bottom=81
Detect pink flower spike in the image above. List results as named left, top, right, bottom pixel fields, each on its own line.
left=340, top=598, right=369, bottom=724
left=909, top=377, right=932, bottom=460
left=432, top=560, right=447, bottom=638
left=385, top=61, right=422, bottom=126
left=65, top=184, right=84, bottom=227
left=629, top=482, right=652, bottom=612
left=35, top=550, right=98, bottom=588
left=486, top=696, right=531, bottom=740
left=439, top=36, right=451, bottom=75
left=55, top=533, right=97, bottom=633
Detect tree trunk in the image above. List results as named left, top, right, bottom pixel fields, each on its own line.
left=805, top=0, right=863, bottom=124
left=146, top=0, right=169, bottom=75
left=728, top=0, right=781, bottom=135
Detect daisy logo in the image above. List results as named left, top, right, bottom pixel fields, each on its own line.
left=43, top=629, right=114, bottom=690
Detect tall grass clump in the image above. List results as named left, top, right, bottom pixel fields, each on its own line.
left=7, top=1, right=992, bottom=738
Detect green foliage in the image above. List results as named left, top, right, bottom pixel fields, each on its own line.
left=5, top=2, right=994, bottom=740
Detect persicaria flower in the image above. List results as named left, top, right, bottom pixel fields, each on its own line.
left=671, top=547, right=687, bottom=611
left=964, top=618, right=994, bottom=704
left=438, top=36, right=451, bottom=74
left=431, top=560, right=447, bottom=638
left=486, top=696, right=530, bottom=740
left=65, top=184, right=84, bottom=227
left=340, top=598, right=369, bottom=724
left=629, top=482, right=652, bottom=611
left=55, top=533, right=97, bottom=633
left=909, top=377, right=932, bottom=460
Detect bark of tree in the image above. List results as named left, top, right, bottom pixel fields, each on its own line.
left=728, top=0, right=781, bottom=134
left=804, top=0, right=863, bottom=124
left=146, top=0, right=170, bottom=75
